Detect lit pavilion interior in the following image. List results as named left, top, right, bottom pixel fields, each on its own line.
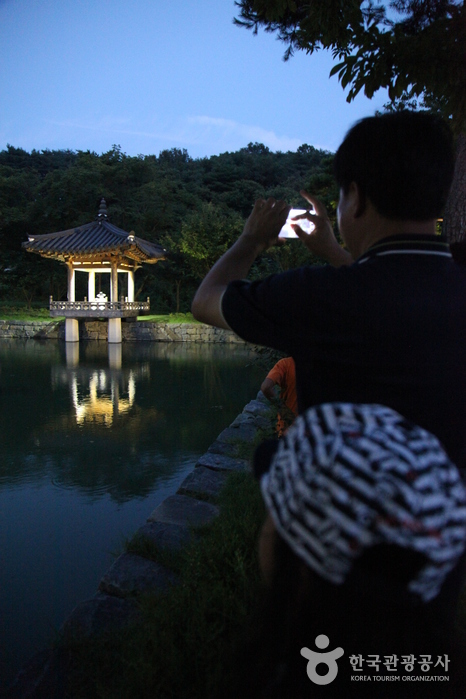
left=22, top=199, right=166, bottom=342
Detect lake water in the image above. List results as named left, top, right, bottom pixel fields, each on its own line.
left=0, top=339, right=263, bottom=690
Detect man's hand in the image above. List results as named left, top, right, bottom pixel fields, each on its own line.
left=191, top=197, right=290, bottom=328
left=242, top=198, right=291, bottom=253
left=291, top=191, right=353, bottom=268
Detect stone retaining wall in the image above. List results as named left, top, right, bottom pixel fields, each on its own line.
left=0, top=320, right=62, bottom=340
left=0, top=319, right=245, bottom=343
left=5, top=392, right=275, bottom=698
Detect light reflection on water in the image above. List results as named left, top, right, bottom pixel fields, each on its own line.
left=0, top=339, right=263, bottom=688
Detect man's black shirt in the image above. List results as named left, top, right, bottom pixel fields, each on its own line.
left=222, top=235, right=466, bottom=472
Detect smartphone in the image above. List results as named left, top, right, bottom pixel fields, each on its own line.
left=279, top=208, right=315, bottom=238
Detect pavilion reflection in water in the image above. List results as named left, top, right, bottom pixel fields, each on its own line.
left=51, top=343, right=150, bottom=427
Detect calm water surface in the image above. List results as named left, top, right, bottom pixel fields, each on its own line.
left=0, top=339, right=263, bottom=689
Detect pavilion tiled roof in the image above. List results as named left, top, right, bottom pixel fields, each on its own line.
left=22, top=199, right=166, bottom=264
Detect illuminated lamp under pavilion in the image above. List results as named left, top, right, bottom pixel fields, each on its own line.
left=22, top=198, right=166, bottom=343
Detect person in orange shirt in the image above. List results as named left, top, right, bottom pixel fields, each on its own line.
left=261, top=357, right=298, bottom=436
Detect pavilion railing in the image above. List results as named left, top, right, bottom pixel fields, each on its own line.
left=49, top=297, right=150, bottom=313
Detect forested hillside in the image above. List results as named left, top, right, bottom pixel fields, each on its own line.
left=0, top=142, right=337, bottom=312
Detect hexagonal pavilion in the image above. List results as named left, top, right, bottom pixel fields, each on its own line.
left=23, top=199, right=166, bottom=342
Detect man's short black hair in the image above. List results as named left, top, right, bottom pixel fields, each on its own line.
left=334, top=111, right=455, bottom=221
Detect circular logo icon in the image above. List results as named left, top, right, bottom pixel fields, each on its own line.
left=300, top=635, right=344, bottom=685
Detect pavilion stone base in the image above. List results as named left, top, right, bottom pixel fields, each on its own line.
left=65, top=317, right=122, bottom=343
left=108, top=318, right=122, bottom=343
left=65, top=318, right=79, bottom=342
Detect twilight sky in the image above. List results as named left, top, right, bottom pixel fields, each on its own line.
left=0, top=0, right=390, bottom=159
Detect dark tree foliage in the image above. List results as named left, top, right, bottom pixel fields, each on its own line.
left=234, top=1, right=466, bottom=246
left=0, top=142, right=337, bottom=312
left=235, top=1, right=464, bottom=127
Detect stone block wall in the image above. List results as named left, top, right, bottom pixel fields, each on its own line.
left=122, top=320, right=245, bottom=343
left=0, top=319, right=245, bottom=343
left=0, top=319, right=62, bottom=340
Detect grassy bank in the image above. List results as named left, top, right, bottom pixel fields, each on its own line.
left=62, top=470, right=266, bottom=699
left=0, top=301, right=53, bottom=320
left=55, top=458, right=466, bottom=699
left=136, top=312, right=200, bottom=323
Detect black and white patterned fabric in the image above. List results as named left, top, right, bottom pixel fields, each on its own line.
left=261, top=403, right=466, bottom=602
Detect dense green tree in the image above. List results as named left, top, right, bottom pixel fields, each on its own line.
left=38, top=159, right=104, bottom=229
left=0, top=140, right=335, bottom=310
left=0, top=166, right=41, bottom=249
left=234, top=1, right=466, bottom=244
left=0, top=253, right=65, bottom=308
left=173, top=202, right=244, bottom=280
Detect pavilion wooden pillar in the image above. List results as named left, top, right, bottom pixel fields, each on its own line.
left=127, top=270, right=135, bottom=302
left=88, top=271, right=96, bottom=301
left=67, top=263, right=76, bottom=302
left=110, top=261, right=118, bottom=302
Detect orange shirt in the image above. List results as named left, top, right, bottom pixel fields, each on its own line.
left=266, top=357, right=298, bottom=416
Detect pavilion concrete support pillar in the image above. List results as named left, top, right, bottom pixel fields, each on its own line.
left=108, top=318, right=122, bottom=344
left=65, top=319, right=79, bottom=342
left=127, top=270, right=135, bottom=302
left=88, top=271, right=96, bottom=301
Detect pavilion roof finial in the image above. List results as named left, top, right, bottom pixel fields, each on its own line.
left=97, top=198, right=108, bottom=221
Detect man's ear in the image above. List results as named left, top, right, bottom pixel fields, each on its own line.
left=351, top=182, right=366, bottom=218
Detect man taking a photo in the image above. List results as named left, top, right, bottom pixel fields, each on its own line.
left=192, top=111, right=466, bottom=476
